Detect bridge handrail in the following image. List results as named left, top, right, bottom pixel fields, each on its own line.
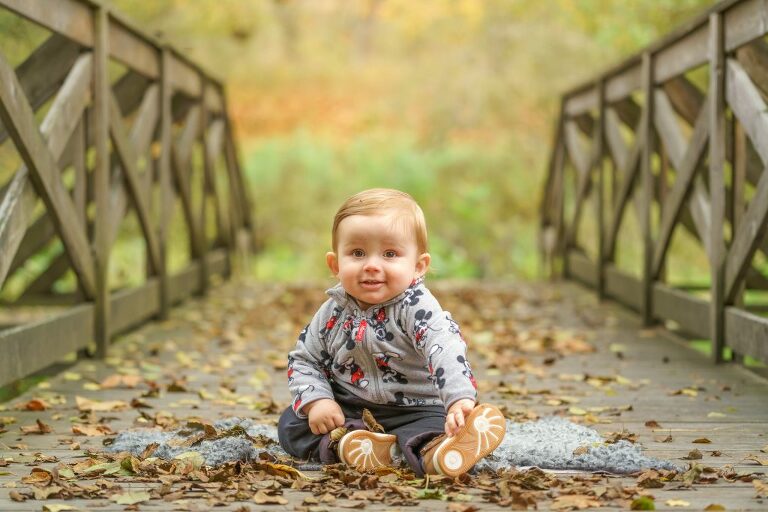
left=0, top=0, right=255, bottom=387
left=540, top=0, right=768, bottom=366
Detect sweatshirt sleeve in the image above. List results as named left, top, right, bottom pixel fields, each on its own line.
left=399, top=284, right=478, bottom=410
left=287, top=299, right=340, bottom=418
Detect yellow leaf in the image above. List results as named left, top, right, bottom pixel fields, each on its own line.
left=703, top=505, right=725, bottom=511
left=111, top=491, right=150, bottom=505
left=666, top=499, right=690, bottom=507
left=707, top=412, right=726, bottom=418
left=568, top=407, right=587, bottom=416
left=43, top=505, right=81, bottom=512
left=63, top=372, right=81, bottom=381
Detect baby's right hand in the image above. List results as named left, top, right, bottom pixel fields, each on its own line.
left=304, top=398, right=345, bottom=435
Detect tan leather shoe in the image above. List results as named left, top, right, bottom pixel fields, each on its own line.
left=337, top=430, right=398, bottom=471
left=422, top=403, right=506, bottom=477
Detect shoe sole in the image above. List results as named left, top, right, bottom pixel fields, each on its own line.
left=433, top=403, right=506, bottom=477
left=338, top=430, right=398, bottom=471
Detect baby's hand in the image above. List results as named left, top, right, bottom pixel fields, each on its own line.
left=305, top=399, right=345, bottom=435
left=445, top=398, right=476, bottom=436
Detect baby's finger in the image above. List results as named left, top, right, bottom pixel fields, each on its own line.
left=445, top=415, right=456, bottom=436
left=455, top=411, right=465, bottom=429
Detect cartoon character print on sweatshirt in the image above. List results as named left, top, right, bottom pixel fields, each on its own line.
left=319, top=306, right=343, bottom=341
left=389, top=391, right=427, bottom=407
left=413, top=309, right=439, bottom=349
left=426, top=344, right=446, bottom=390
left=287, top=355, right=312, bottom=385
left=341, top=315, right=369, bottom=351
left=292, top=384, right=315, bottom=413
left=369, top=308, right=394, bottom=342
left=445, top=313, right=466, bottom=343
left=334, top=356, right=369, bottom=389
left=456, top=355, right=477, bottom=389
left=372, top=350, right=408, bottom=384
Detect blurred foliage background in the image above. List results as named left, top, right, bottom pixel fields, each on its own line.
left=10, top=0, right=718, bottom=284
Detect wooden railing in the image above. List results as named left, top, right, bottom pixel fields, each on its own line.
left=0, top=0, right=255, bottom=387
left=540, top=0, right=768, bottom=366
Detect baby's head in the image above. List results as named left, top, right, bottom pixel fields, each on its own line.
left=327, top=188, right=431, bottom=309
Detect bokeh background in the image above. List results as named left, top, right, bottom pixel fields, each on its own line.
left=4, top=0, right=718, bottom=285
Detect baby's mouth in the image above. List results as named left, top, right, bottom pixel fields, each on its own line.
left=360, top=280, right=384, bottom=289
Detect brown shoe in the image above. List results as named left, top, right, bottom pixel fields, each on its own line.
left=337, top=430, right=398, bottom=470
left=422, top=403, right=506, bottom=477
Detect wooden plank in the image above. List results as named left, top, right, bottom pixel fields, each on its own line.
left=564, top=87, right=598, bottom=117
left=171, top=106, right=202, bottom=258
left=723, top=0, right=768, bottom=53
left=204, top=83, right=224, bottom=114
left=725, top=307, right=768, bottom=363
left=107, top=84, right=159, bottom=248
left=652, top=98, right=709, bottom=279
left=169, top=53, right=202, bottom=98
left=108, top=17, right=159, bottom=79
left=0, top=53, right=92, bottom=288
left=0, top=51, right=95, bottom=297
left=604, top=265, right=643, bottom=312
left=653, top=283, right=711, bottom=338
left=19, top=251, right=71, bottom=296
left=640, top=52, right=654, bottom=325
left=735, top=38, right=768, bottom=98
left=1, top=0, right=94, bottom=47
left=158, top=47, right=174, bottom=319
left=709, top=12, right=727, bottom=363
left=563, top=121, right=591, bottom=176
left=603, top=123, right=643, bottom=260
left=110, top=278, right=160, bottom=335
left=611, top=97, right=641, bottom=128
left=108, top=93, right=162, bottom=275
left=605, top=64, right=642, bottom=103
left=654, top=22, right=709, bottom=84
left=0, top=304, right=93, bottom=388
left=726, top=58, right=768, bottom=166
left=92, top=5, right=111, bottom=358
left=167, top=261, right=201, bottom=304
left=204, top=118, right=228, bottom=246
left=565, top=250, right=597, bottom=287
left=724, top=165, right=768, bottom=302
left=0, top=34, right=80, bottom=146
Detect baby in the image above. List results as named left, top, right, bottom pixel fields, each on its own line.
left=278, top=188, right=505, bottom=477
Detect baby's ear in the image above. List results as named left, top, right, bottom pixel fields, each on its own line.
left=415, top=252, right=431, bottom=277
left=326, top=252, right=339, bottom=276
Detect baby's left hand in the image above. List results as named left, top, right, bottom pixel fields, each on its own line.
left=445, top=398, right=476, bottom=436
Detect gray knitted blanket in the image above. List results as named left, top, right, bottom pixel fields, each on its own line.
left=107, top=416, right=678, bottom=474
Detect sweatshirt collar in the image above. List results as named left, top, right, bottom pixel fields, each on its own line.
left=326, top=277, right=425, bottom=312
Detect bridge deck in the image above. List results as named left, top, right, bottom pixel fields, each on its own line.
left=1, top=280, right=766, bottom=511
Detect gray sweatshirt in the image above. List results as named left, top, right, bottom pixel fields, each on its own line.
left=287, top=279, right=478, bottom=417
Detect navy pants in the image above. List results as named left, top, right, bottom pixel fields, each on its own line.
left=278, top=386, right=445, bottom=476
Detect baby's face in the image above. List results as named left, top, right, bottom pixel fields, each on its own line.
left=327, top=213, right=429, bottom=309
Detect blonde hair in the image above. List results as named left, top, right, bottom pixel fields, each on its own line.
left=332, top=188, right=428, bottom=254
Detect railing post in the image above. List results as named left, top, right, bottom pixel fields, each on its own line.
left=641, top=52, right=655, bottom=326
left=595, top=80, right=606, bottom=299
left=92, top=5, right=111, bottom=358
left=199, top=75, right=210, bottom=295
left=709, top=12, right=726, bottom=363
left=158, top=47, right=172, bottom=318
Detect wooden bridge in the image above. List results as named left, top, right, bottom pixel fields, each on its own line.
left=0, top=0, right=767, bottom=510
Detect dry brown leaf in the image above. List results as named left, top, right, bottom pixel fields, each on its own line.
left=14, top=398, right=48, bottom=411
left=703, top=505, right=725, bottom=511
left=551, top=494, right=601, bottom=510
left=744, top=454, right=768, bottom=466
left=754, top=479, right=768, bottom=498
left=20, top=419, right=53, bottom=435
left=72, top=424, right=116, bottom=436
left=253, top=490, right=288, bottom=504
left=683, top=449, right=703, bottom=460
left=100, top=374, right=143, bottom=388
left=75, top=396, right=128, bottom=412
left=692, top=438, right=712, bottom=444
left=645, top=420, right=662, bottom=428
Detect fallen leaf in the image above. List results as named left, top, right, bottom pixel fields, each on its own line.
left=707, top=412, right=726, bottom=418
left=692, top=438, right=712, bottom=444
left=551, top=494, right=601, bottom=509
left=683, top=449, right=703, bottom=460
left=72, top=424, right=116, bottom=436
left=645, top=420, right=661, bottom=428
left=744, top=454, right=768, bottom=466
left=20, top=419, right=53, bottom=435
left=630, top=495, right=656, bottom=510
left=754, top=479, right=768, bottom=498
left=654, top=434, right=673, bottom=443
left=253, top=490, right=288, bottom=504
left=703, top=505, right=725, bottom=511
left=111, top=491, right=150, bottom=505
left=43, top=505, right=81, bottom=512
left=75, top=396, right=128, bottom=412
left=15, top=399, right=48, bottom=411
left=666, top=499, right=690, bottom=507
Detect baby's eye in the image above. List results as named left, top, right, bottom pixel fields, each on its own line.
left=383, top=250, right=397, bottom=258
left=352, top=249, right=365, bottom=258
